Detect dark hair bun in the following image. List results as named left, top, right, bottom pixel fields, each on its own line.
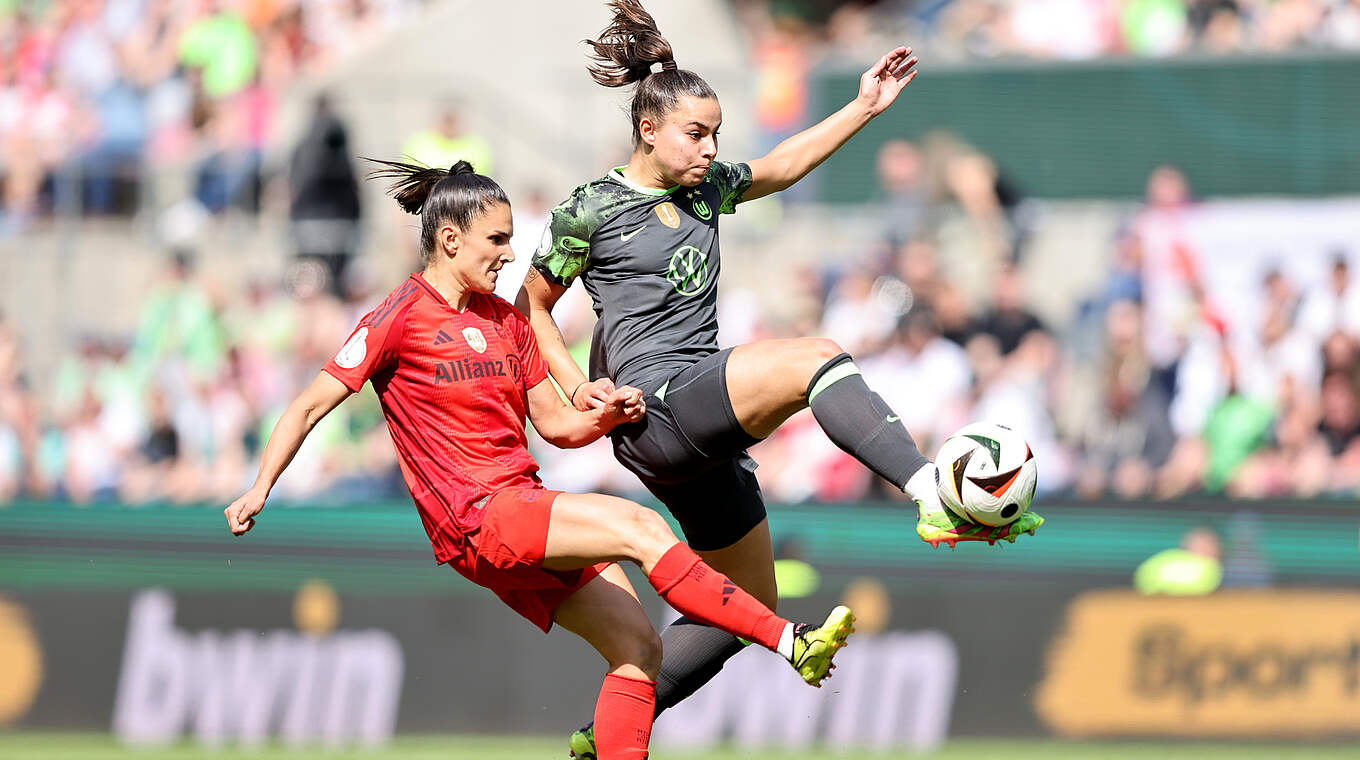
left=363, top=156, right=510, bottom=265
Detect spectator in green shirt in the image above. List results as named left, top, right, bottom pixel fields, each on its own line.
left=178, top=3, right=258, bottom=99
left=401, top=103, right=493, bottom=175
left=131, top=251, right=226, bottom=381
left=1135, top=527, right=1223, bottom=595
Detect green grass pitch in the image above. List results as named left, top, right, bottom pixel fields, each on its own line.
left=4, top=734, right=1360, bottom=759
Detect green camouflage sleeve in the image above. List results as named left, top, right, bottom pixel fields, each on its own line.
left=707, top=161, right=754, bottom=215
left=531, top=190, right=595, bottom=287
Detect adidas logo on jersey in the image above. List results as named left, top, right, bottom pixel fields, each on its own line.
left=433, top=330, right=454, bottom=345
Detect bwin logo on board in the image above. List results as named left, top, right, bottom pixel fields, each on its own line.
left=113, top=590, right=404, bottom=748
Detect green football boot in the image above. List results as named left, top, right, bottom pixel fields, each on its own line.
left=916, top=498, right=1045, bottom=548
left=567, top=723, right=594, bottom=759
left=565, top=608, right=857, bottom=755
left=789, top=605, right=856, bottom=687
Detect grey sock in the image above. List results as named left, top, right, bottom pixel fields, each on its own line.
left=807, top=353, right=930, bottom=489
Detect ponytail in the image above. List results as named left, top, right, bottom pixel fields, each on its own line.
left=585, top=0, right=717, bottom=145
left=586, top=0, right=674, bottom=87
left=365, top=158, right=508, bottom=264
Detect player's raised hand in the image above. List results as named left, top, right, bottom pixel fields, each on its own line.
left=857, top=46, right=918, bottom=117
left=573, top=377, right=617, bottom=411
left=225, top=488, right=267, bottom=535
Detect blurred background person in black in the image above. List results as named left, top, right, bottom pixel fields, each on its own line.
left=288, top=93, right=361, bottom=298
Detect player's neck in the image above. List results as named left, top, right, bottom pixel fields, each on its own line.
left=422, top=268, right=471, bottom=311
left=620, top=155, right=675, bottom=191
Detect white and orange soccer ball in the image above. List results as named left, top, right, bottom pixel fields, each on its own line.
left=935, top=422, right=1037, bottom=527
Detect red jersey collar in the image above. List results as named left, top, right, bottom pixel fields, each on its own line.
left=412, top=272, right=478, bottom=314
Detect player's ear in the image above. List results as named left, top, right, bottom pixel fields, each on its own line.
left=439, top=223, right=460, bottom=256
left=638, top=116, right=658, bottom=148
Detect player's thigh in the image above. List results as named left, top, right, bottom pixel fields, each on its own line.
left=553, top=563, right=662, bottom=677
left=542, top=492, right=678, bottom=573
left=694, top=518, right=777, bottom=610
left=726, top=337, right=843, bottom=438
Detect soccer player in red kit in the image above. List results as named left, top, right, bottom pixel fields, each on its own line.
left=224, top=160, right=855, bottom=759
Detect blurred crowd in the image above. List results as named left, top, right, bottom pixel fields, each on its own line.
left=0, top=249, right=402, bottom=504
left=4, top=141, right=1360, bottom=508
left=734, top=145, right=1360, bottom=506
left=3, top=0, right=1358, bottom=509
left=0, top=0, right=422, bottom=232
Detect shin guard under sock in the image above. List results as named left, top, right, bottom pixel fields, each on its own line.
left=594, top=673, right=656, bottom=759
left=647, top=544, right=787, bottom=651
left=806, top=352, right=930, bottom=489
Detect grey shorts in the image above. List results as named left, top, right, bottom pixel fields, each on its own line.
left=610, top=349, right=767, bottom=551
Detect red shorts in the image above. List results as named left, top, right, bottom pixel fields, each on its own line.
left=446, top=486, right=610, bottom=633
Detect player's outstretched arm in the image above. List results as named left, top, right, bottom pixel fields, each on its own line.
left=225, top=371, right=352, bottom=535
left=518, top=267, right=616, bottom=410
left=526, top=378, right=644, bottom=449
left=744, top=46, right=918, bottom=202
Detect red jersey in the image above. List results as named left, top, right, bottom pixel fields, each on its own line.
left=324, top=273, right=550, bottom=563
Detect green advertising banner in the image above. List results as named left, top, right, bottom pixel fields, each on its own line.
left=2, top=499, right=1358, bottom=593
left=812, top=54, right=1360, bottom=201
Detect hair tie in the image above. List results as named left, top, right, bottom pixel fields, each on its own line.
left=661, top=60, right=677, bottom=72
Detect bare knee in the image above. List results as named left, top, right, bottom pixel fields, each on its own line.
left=793, top=337, right=846, bottom=398
left=622, top=505, right=678, bottom=566
left=803, top=337, right=844, bottom=367
left=603, top=623, right=663, bottom=680
left=637, top=629, right=664, bottom=678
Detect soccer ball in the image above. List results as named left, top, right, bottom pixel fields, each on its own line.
left=935, top=422, right=1037, bottom=527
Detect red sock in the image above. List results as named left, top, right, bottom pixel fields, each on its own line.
left=594, top=673, right=656, bottom=759
left=647, top=543, right=788, bottom=651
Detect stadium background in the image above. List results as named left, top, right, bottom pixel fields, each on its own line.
left=3, top=0, right=1360, bottom=756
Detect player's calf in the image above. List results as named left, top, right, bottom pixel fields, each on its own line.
left=646, top=544, right=855, bottom=684
left=567, top=600, right=856, bottom=759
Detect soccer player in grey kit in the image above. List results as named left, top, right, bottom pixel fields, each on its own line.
left=519, top=2, right=1045, bottom=755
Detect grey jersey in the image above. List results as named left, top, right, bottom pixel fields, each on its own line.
left=532, top=162, right=753, bottom=394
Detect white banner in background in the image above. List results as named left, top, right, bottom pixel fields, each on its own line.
left=653, top=631, right=958, bottom=752
left=113, top=590, right=404, bottom=748
left=1138, top=198, right=1360, bottom=366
